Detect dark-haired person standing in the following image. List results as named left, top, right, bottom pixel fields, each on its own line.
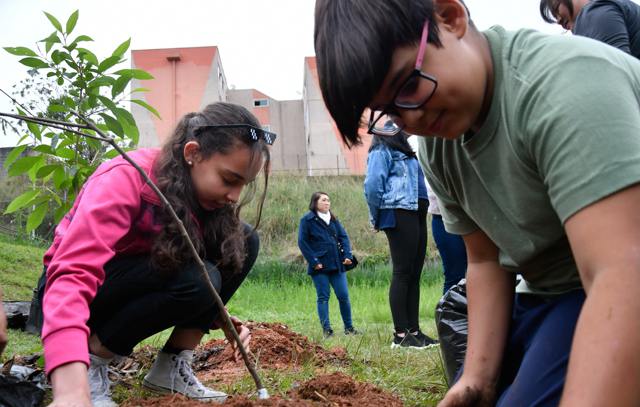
left=540, top=0, right=640, bottom=58
left=364, top=130, right=438, bottom=349
left=298, top=192, right=359, bottom=338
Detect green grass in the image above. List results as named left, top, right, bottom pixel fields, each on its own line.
left=0, top=173, right=449, bottom=405
left=0, top=234, right=46, bottom=301
left=2, top=251, right=448, bottom=406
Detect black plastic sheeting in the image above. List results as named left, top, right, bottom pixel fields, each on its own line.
left=0, top=374, right=45, bottom=407
left=3, top=302, right=31, bottom=330
left=435, top=279, right=468, bottom=386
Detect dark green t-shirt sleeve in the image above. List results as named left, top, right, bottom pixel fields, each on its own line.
left=523, top=56, right=640, bottom=223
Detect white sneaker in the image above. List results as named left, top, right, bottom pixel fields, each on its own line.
left=88, top=354, right=117, bottom=407
left=143, top=350, right=227, bottom=403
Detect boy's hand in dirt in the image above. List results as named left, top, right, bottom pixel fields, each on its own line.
left=437, top=377, right=495, bottom=407
left=221, top=315, right=251, bottom=362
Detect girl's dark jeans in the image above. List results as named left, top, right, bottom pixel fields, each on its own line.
left=84, top=223, right=258, bottom=356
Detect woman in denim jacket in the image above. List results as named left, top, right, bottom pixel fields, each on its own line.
left=298, top=191, right=359, bottom=338
left=364, top=131, right=437, bottom=349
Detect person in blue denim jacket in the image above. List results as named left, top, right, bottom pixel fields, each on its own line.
left=364, top=131, right=437, bottom=349
left=298, top=191, right=359, bottom=338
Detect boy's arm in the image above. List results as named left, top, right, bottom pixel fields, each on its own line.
left=561, top=183, right=640, bottom=406
left=438, top=229, right=514, bottom=407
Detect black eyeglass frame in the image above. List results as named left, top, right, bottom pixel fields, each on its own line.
left=192, top=124, right=277, bottom=145
left=367, top=19, right=439, bottom=137
left=367, top=72, right=438, bottom=136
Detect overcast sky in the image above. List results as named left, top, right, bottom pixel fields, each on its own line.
left=0, top=0, right=589, bottom=146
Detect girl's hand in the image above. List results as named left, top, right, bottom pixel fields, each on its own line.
left=342, top=258, right=352, bottom=266
left=314, top=263, right=323, bottom=270
left=437, top=376, right=495, bottom=407
left=49, top=362, right=91, bottom=407
left=221, top=315, right=251, bottom=362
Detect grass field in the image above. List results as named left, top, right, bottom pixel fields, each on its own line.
left=1, top=241, right=449, bottom=406
left=0, top=173, right=449, bottom=405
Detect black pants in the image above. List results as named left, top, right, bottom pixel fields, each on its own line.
left=85, top=224, right=259, bottom=356
left=383, top=199, right=428, bottom=333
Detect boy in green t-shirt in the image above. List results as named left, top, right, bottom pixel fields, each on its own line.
left=314, top=0, right=640, bottom=405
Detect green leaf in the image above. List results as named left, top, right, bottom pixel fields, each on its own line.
left=65, top=10, right=79, bottom=35
left=39, top=31, right=62, bottom=54
left=3, top=145, right=27, bottom=169
left=113, top=107, right=136, bottom=126
left=57, top=76, right=64, bottom=85
left=26, top=121, right=42, bottom=141
left=27, top=201, right=49, bottom=232
left=88, top=76, right=115, bottom=89
left=112, top=38, right=131, bottom=57
left=55, top=147, right=77, bottom=160
left=114, top=68, right=153, bottom=80
left=72, top=35, right=93, bottom=44
left=112, top=75, right=131, bottom=98
left=100, top=113, right=124, bottom=137
left=98, top=55, right=121, bottom=73
left=3, top=47, right=37, bottom=57
left=96, top=95, right=117, bottom=111
left=33, top=145, right=54, bottom=154
left=52, top=166, right=66, bottom=189
left=8, top=156, right=41, bottom=177
left=19, top=57, right=49, bottom=69
left=76, top=47, right=99, bottom=66
left=43, top=11, right=63, bottom=32
left=36, top=164, right=59, bottom=179
left=131, top=87, right=150, bottom=93
left=113, top=107, right=139, bottom=144
left=48, top=104, right=67, bottom=113
left=27, top=156, right=45, bottom=182
left=51, top=50, right=71, bottom=64
left=4, top=190, right=41, bottom=214
left=131, top=99, right=161, bottom=119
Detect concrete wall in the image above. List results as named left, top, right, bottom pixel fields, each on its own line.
left=131, top=46, right=223, bottom=147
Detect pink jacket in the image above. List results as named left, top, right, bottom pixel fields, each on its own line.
left=42, top=148, right=163, bottom=374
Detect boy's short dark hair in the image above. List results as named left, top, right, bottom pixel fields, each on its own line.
left=539, top=0, right=574, bottom=24
left=314, top=0, right=442, bottom=147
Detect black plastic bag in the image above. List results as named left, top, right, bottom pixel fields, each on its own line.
left=3, top=302, right=31, bottom=330
left=0, top=374, right=44, bottom=407
left=435, top=279, right=468, bottom=386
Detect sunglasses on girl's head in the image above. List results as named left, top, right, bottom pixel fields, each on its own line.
left=192, top=124, right=277, bottom=145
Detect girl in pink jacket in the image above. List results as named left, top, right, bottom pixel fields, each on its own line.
left=41, top=102, right=274, bottom=406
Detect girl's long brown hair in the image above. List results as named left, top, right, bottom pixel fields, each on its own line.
left=152, top=102, right=270, bottom=275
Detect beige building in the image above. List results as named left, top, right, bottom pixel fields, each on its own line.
left=131, top=46, right=370, bottom=175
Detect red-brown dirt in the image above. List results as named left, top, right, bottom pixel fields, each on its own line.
left=122, top=372, right=403, bottom=406
left=192, top=322, right=348, bottom=385
left=119, top=322, right=403, bottom=406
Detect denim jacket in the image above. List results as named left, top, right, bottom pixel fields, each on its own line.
left=364, top=143, right=420, bottom=228
left=298, top=211, right=353, bottom=275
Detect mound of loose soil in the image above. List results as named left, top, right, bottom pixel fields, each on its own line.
left=193, top=322, right=347, bottom=385
left=122, top=372, right=403, bottom=406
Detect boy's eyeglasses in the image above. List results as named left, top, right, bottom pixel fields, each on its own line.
left=192, top=124, right=277, bottom=145
left=368, top=19, right=438, bottom=136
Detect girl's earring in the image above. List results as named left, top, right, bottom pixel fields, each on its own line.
left=187, top=161, right=193, bottom=166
